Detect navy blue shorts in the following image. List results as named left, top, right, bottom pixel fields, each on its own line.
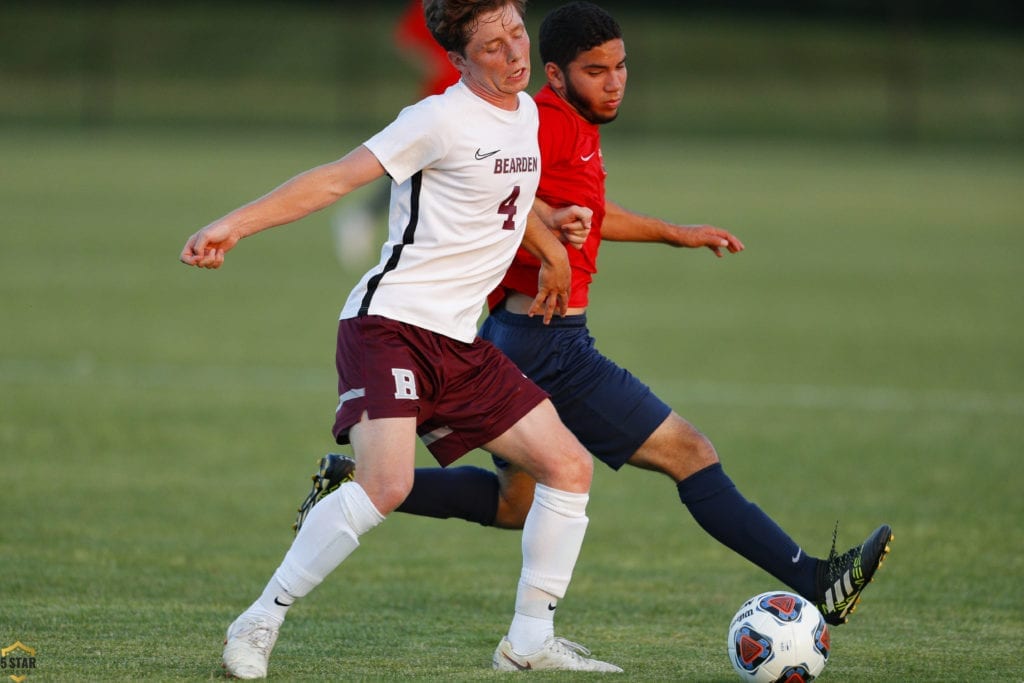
left=479, top=306, right=671, bottom=470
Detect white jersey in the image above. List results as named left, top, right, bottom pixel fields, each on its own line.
left=340, top=81, right=541, bottom=343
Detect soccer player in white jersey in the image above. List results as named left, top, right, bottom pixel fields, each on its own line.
left=297, top=0, right=893, bottom=648
left=179, top=0, right=620, bottom=677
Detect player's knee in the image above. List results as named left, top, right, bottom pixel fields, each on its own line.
left=573, top=449, right=595, bottom=484
left=689, top=428, right=719, bottom=467
left=539, top=444, right=592, bottom=492
left=360, top=476, right=414, bottom=515
left=631, top=414, right=720, bottom=480
left=665, top=414, right=717, bottom=465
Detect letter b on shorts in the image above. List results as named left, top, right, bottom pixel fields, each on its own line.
left=392, top=368, right=418, bottom=399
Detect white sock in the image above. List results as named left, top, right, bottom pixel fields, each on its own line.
left=254, top=482, right=384, bottom=619
left=248, top=573, right=294, bottom=625
left=507, top=484, right=589, bottom=654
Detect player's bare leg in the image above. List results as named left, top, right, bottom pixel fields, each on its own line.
left=395, top=407, right=891, bottom=627
left=484, top=412, right=717, bottom=529
left=492, top=465, right=536, bottom=529
left=625, top=411, right=718, bottom=481
left=484, top=399, right=591, bottom=493
left=483, top=400, right=620, bottom=672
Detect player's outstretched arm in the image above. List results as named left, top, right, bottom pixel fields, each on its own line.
left=601, top=199, right=744, bottom=257
left=179, top=146, right=386, bottom=269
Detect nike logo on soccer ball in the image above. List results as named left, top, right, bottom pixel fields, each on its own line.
left=274, top=597, right=294, bottom=607
left=475, top=148, right=501, bottom=160
left=580, top=152, right=596, bottom=161
left=792, top=548, right=803, bottom=563
left=547, top=602, right=557, bottom=611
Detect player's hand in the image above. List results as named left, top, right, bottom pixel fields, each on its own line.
left=179, top=221, right=242, bottom=269
left=530, top=253, right=571, bottom=324
left=674, top=225, right=745, bottom=257
left=551, top=205, right=593, bottom=250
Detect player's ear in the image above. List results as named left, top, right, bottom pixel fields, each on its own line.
left=448, top=50, right=467, bottom=74
left=545, top=62, right=564, bottom=89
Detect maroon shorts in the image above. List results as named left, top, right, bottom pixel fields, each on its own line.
left=332, top=315, right=549, bottom=466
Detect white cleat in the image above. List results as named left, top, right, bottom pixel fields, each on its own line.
left=222, top=613, right=280, bottom=679
left=493, top=635, right=623, bottom=673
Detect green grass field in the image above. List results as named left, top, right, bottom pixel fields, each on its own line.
left=1, top=125, right=1022, bottom=680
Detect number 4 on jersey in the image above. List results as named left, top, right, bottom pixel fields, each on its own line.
left=498, top=186, right=521, bottom=231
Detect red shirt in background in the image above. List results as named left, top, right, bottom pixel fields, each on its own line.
left=395, top=1, right=461, bottom=98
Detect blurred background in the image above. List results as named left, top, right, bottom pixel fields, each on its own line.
left=2, top=0, right=1021, bottom=146
left=2, top=2, right=1023, bottom=678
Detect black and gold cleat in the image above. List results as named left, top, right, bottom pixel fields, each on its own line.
left=293, top=453, right=356, bottom=533
left=815, top=523, right=893, bottom=626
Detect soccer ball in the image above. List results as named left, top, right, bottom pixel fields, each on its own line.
left=726, top=591, right=830, bottom=682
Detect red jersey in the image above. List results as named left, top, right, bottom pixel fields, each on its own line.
left=491, top=84, right=607, bottom=309
left=395, top=1, right=461, bottom=98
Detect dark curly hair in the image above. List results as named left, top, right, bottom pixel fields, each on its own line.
left=425, top=0, right=528, bottom=54
left=539, top=1, right=622, bottom=70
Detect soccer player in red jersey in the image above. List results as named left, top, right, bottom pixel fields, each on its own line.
left=305, top=0, right=893, bottom=634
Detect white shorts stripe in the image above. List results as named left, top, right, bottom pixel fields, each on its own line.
left=420, top=426, right=453, bottom=446
left=336, top=388, right=366, bottom=413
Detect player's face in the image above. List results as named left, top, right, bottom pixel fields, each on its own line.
left=550, top=38, right=627, bottom=125
left=453, top=4, right=531, bottom=110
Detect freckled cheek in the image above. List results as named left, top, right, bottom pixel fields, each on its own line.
left=512, top=37, right=530, bottom=60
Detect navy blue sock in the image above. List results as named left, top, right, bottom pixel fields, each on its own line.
left=677, top=463, right=819, bottom=599
left=396, top=466, right=500, bottom=527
